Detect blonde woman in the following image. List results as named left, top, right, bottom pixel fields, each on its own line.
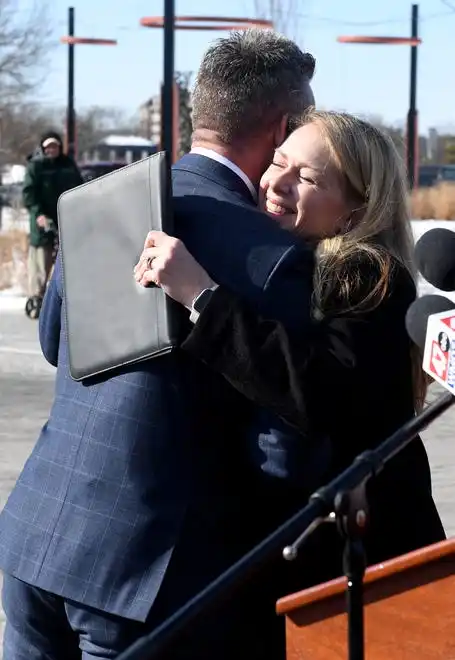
left=135, top=111, right=445, bottom=572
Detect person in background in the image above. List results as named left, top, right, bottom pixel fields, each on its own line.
left=22, top=130, right=83, bottom=305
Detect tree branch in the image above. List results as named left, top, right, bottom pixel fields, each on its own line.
left=0, top=0, right=54, bottom=108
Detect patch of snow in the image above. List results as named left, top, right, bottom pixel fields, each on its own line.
left=100, top=135, right=156, bottom=148
left=1, top=164, right=26, bottom=184
left=0, top=207, right=28, bottom=233
left=0, top=288, right=27, bottom=312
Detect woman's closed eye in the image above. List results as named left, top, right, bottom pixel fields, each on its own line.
left=300, top=175, right=316, bottom=185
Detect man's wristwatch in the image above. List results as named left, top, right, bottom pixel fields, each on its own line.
left=189, top=284, right=219, bottom=324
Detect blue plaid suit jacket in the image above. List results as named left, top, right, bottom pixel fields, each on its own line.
left=0, top=154, right=321, bottom=623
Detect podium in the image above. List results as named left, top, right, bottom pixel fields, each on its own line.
left=276, top=538, right=455, bottom=659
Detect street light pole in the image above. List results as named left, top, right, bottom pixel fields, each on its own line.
left=161, top=0, right=175, bottom=161
left=61, top=26, right=117, bottom=163
left=337, top=10, right=422, bottom=191
left=67, top=6, right=76, bottom=160
left=406, top=4, right=419, bottom=189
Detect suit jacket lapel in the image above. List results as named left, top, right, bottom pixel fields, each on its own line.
left=173, top=153, right=257, bottom=206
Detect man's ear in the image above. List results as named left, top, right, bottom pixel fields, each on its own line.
left=274, top=115, right=289, bottom=147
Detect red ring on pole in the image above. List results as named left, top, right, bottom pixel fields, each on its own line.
left=143, top=25, right=268, bottom=31
left=337, top=36, right=421, bottom=45
left=60, top=36, right=117, bottom=45
left=163, top=16, right=273, bottom=25
left=140, top=16, right=274, bottom=30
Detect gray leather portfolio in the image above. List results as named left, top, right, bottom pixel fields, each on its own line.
left=58, top=152, right=179, bottom=381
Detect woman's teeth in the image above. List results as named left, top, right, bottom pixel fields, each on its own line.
left=266, top=199, right=291, bottom=216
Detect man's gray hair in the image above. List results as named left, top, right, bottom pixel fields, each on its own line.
left=192, top=28, right=316, bottom=144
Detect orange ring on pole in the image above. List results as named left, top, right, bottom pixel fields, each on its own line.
left=140, top=16, right=274, bottom=30
left=337, top=36, right=421, bottom=45
left=60, top=36, right=117, bottom=45
left=163, top=16, right=273, bottom=25
left=143, top=24, right=270, bottom=31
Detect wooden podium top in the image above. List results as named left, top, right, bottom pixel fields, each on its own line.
left=277, top=538, right=455, bottom=615
left=277, top=538, right=455, bottom=659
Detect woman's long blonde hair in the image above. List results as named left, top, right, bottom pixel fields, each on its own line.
left=300, top=110, right=426, bottom=410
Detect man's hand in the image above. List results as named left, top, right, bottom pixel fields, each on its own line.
left=134, top=231, right=215, bottom=308
left=36, top=215, right=49, bottom=229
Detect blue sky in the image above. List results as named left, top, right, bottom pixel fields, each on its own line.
left=24, top=0, right=455, bottom=133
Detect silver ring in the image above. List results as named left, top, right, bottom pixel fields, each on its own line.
left=146, top=256, right=154, bottom=270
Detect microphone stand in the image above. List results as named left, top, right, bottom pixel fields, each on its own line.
left=117, top=390, right=454, bottom=660
left=282, top=473, right=368, bottom=660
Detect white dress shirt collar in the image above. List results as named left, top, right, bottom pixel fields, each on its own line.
left=190, top=147, right=258, bottom=203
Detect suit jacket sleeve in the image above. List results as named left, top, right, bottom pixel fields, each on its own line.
left=175, top=195, right=315, bottom=330
left=39, top=253, right=63, bottom=367
left=181, top=263, right=416, bottom=434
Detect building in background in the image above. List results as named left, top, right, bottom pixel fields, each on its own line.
left=138, top=81, right=193, bottom=157
left=418, top=135, right=428, bottom=163
left=139, top=97, right=162, bottom=145
left=426, top=127, right=455, bottom=165
left=80, top=135, right=157, bottom=164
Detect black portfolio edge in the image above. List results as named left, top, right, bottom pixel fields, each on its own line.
left=158, top=150, right=182, bottom=347
left=58, top=152, right=180, bottom=382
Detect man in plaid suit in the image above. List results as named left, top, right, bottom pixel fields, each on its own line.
left=0, top=30, right=316, bottom=660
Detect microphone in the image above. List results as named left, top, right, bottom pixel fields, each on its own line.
left=406, top=294, right=455, bottom=388
left=415, top=228, right=455, bottom=291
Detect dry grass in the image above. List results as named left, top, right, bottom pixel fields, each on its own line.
left=0, top=229, right=28, bottom=292
left=411, top=182, right=455, bottom=221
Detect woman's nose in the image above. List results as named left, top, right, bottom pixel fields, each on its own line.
left=269, top=169, right=293, bottom=195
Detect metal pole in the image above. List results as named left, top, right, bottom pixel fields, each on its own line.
left=67, top=7, right=76, bottom=160
left=406, top=4, right=418, bottom=189
left=161, top=0, right=175, bottom=159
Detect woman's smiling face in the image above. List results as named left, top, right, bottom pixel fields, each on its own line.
left=259, top=122, right=352, bottom=239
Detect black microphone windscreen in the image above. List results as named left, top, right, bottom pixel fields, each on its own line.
left=415, top=228, right=455, bottom=291
left=405, top=294, right=455, bottom=350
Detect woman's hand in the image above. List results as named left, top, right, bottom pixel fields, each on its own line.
left=134, top=231, right=215, bottom=308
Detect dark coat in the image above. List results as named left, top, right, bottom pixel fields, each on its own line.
left=182, top=258, right=446, bottom=590
left=22, top=153, right=83, bottom=247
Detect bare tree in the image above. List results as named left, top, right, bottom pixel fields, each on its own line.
left=360, top=114, right=406, bottom=161
left=76, top=106, right=141, bottom=156
left=175, top=71, right=193, bottom=156
left=0, top=0, right=53, bottom=109
left=252, top=1, right=301, bottom=39
left=0, top=103, right=61, bottom=163
left=76, top=107, right=122, bottom=156
left=0, top=103, right=140, bottom=164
